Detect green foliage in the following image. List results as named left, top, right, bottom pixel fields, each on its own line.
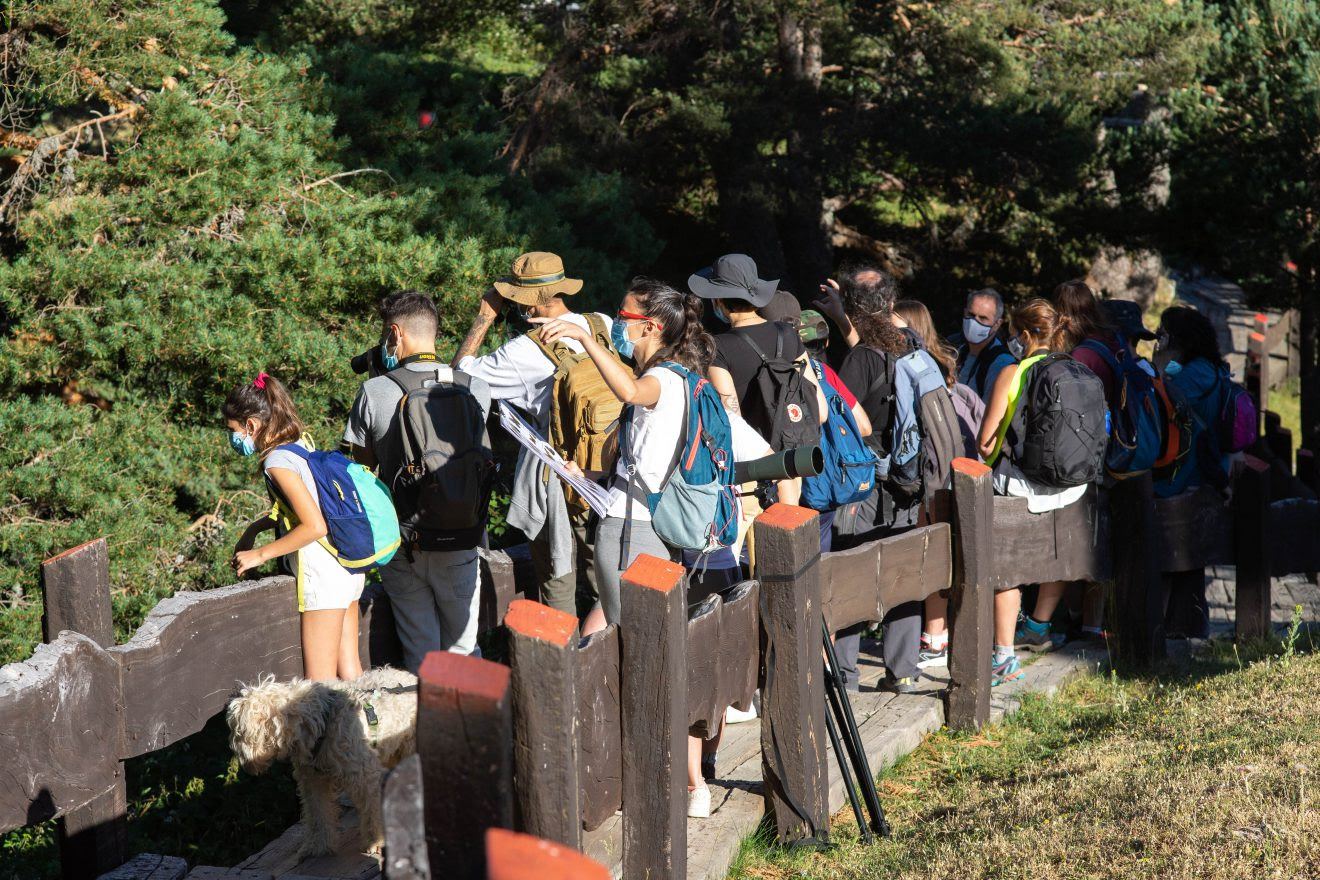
left=0, top=0, right=659, bottom=664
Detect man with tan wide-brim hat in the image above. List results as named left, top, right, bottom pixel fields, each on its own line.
left=452, top=250, right=610, bottom=620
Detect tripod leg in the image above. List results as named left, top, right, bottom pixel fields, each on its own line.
left=822, top=620, right=892, bottom=838
left=824, top=683, right=872, bottom=844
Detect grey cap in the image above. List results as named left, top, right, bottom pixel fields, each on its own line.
left=1102, top=299, right=1157, bottom=341
left=688, top=254, right=778, bottom=309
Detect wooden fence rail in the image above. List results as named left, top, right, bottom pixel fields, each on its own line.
left=7, top=405, right=1320, bottom=880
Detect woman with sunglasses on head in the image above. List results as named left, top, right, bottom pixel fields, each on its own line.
left=532, top=278, right=787, bottom=636
left=534, top=277, right=785, bottom=820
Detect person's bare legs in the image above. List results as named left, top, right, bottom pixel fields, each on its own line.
left=581, top=604, right=607, bottom=637
left=924, top=592, right=948, bottom=637
left=994, top=588, right=1021, bottom=649
left=687, top=735, right=704, bottom=792
left=1027, top=581, right=1067, bottom=624
left=701, top=717, right=725, bottom=760
left=337, top=602, right=363, bottom=680
left=302, top=609, right=346, bottom=681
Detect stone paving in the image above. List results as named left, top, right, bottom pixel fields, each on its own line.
left=1206, top=566, right=1320, bottom=635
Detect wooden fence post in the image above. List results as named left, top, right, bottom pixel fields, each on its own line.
left=1298, top=447, right=1320, bottom=495
left=505, top=599, right=581, bottom=848
left=418, top=652, right=513, bottom=879
left=1233, top=456, right=1272, bottom=641
left=383, top=754, right=431, bottom=880
left=619, top=554, right=688, bottom=880
left=484, top=828, right=610, bottom=880
left=753, top=504, right=829, bottom=845
left=946, top=460, right=993, bottom=731
left=41, top=538, right=128, bottom=880
left=1263, top=410, right=1293, bottom=473
left=1109, top=473, right=1165, bottom=667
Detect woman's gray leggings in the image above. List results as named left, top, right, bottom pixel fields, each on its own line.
left=592, top=515, right=677, bottom=625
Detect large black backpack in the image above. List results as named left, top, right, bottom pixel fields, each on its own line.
left=387, top=366, right=494, bottom=551
left=1004, top=353, right=1108, bottom=488
left=732, top=323, right=821, bottom=451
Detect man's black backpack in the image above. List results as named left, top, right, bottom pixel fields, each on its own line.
left=732, top=323, right=821, bottom=451
left=387, top=366, right=494, bottom=551
left=1002, top=353, right=1108, bottom=488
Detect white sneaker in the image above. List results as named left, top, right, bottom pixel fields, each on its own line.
left=687, top=785, right=711, bottom=818
left=724, top=703, right=758, bottom=724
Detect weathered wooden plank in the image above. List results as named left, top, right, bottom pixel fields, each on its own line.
left=1297, top=448, right=1318, bottom=494
left=1235, top=456, right=1272, bottom=641
left=506, top=599, right=580, bottom=848
left=182, top=869, right=271, bottom=879
left=1110, top=474, right=1165, bottom=668
left=619, top=554, right=687, bottom=880
left=876, top=524, right=952, bottom=609
left=715, top=581, right=759, bottom=717
left=382, top=755, right=429, bottom=880
left=991, top=489, right=1111, bottom=588
left=484, top=828, right=610, bottom=880
left=820, top=525, right=952, bottom=632
left=946, top=459, right=993, bottom=732
left=574, top=626, right=621, bottom=832
left=112, top=577, right=303, bottom=758
left=0, top=633, right=121, bottom=834
left=754, top=504, right=829, bottom=845
left=41, top=538, right=128, bottom=880
left=1153, top=485, right=1233, bottom=571
left=94, top=854, right=187, bottom=880
left=479, top=546, right=535, bottom=634
left=686, top=594, right=724, bottom=737
left=42, top=538, right=115, bottom=648
left=360, top=586, right=404, bottom=671
left=231, top=805, right=379, bottom=877
left=418, top=652, right=513, bottom=879
left=1268, top=498, right=1320, bottom=576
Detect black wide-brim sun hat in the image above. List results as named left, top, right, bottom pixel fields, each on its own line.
left=687, top=253, right=778, bottom=309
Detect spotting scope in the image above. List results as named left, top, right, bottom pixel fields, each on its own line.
left=733, top=445, right=823, bottom=483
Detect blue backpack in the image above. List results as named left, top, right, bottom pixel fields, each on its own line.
left=1077, top=337, right=1162, bottom=479
left=800, top=360, right=877, bottom=511
left=621, top=363, right=739, bottom=555
left=266, top=443, right=401, bottom=574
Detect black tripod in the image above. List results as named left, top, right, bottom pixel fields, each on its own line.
left=822, top=619, right=891, bottom=841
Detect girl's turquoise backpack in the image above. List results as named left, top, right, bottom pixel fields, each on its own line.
left=267, top=443, right=401, bottom=573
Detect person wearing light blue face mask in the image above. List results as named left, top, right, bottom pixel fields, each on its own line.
left=223, top=372, right=367, bottom=682
left=955, top=287, right=1017, bottom=403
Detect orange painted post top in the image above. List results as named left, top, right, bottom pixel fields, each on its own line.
left=1250, top=331, right=1266, bottom=343
left=42, top=536, right=106, bottom=566
left=504, top=598, right=577, bottom=646
left=419, top=651, right=511, bottom=708
left=1255, top=312, right=1269, bottom=325
left=485, top=828, right=610, bottom=880
left=620, top=553, right=685, bottom=593
left=757, top=502, right=819, bottom=531
left=952, top=457, right=991, bottom=478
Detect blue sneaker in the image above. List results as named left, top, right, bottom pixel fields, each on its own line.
left=991, top=654, right=1024, bottom=687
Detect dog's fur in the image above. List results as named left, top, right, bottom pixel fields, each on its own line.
left=227, top=667, right=418, bottom=858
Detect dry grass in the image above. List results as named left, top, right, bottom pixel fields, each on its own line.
left=729, top=643, right=1320, bottom=880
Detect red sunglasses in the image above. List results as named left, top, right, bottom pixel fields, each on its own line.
left=617, top=309, right=661, bottom=329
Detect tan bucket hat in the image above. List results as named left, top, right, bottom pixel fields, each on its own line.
left=493, top=251, right=584, bottom=306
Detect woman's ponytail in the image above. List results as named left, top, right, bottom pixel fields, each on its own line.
left=629, top=279, right=716, bottom=375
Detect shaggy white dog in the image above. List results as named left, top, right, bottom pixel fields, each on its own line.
left=227, top=667, right=418, bottom=858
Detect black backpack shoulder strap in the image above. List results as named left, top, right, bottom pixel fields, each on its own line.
left=735, top=326, right=772, bottom=363
left=973, top=338, right=1005, bottom=390
left=774, top=322, right=786, bottom=360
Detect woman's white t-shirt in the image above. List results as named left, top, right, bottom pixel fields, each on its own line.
left=604, top=366, right=770, bottom=520
left=264, top=440, right=366, bottom=612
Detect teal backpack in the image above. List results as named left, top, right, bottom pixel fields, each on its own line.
left=267, top=442, right=401, bottom=574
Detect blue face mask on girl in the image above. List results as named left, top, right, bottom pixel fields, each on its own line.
left=611, top=318, right=637, bottom=359
left=229, top=430, right=257, bottom=456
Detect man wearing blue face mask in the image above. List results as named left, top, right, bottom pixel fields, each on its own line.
left=955, top=288, right=1017, bottom=402
left=451, top=251, right=617, bottom=620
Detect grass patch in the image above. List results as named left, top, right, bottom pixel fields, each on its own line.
left=0, top=715, right=298, bottom=880
left=729, top=639, right=1320, bottom=879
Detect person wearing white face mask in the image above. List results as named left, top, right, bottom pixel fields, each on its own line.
left=956, top=288, right=1017, bottom=402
